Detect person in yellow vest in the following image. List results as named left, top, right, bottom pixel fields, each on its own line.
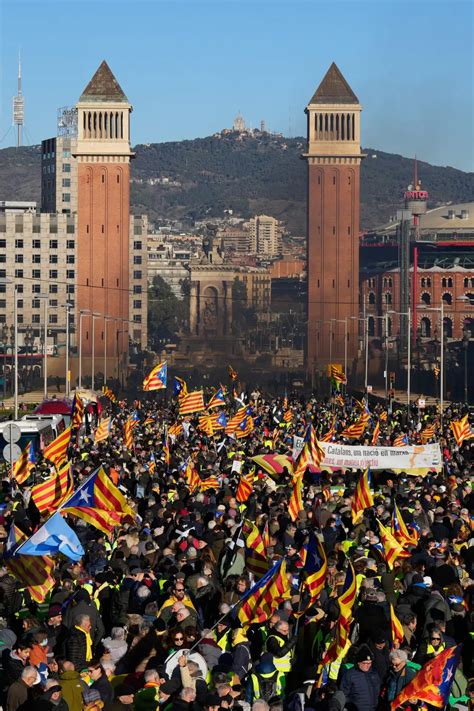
left=414, top=625, right=446, bottom=666
left=265, top=620, right=296, bottom=675
left=157, top=581, right=196, bottom=624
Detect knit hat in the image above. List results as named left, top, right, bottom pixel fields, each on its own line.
left=83, top=690, right=102, bottom=705
left=355, top=645, right=373, bottom=663
left=114, top=684, right=135, bottom=698
left=48, top=604, right=62, bottom=619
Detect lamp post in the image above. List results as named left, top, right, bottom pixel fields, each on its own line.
left=64, top=302, right=73, bottom=397
left=0, top=279, right=19, bottom=419
left=425, top=301, right=444, bottom=423
left=1, top=324, right=7, bottom=400
left=91, top=312, right=102, bottom=392
left=388, top=308, right=411, bottom=408
left=37, top=294, right=49, bottom=399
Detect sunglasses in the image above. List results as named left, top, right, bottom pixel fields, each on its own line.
left=175, top=637, right=184, bottom=641
left=431, top=637, right=441, bottom=641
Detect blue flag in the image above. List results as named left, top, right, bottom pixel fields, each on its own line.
left=19, top=512, right=84, bottom=561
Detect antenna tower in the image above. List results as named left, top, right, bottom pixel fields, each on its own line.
left=13, top=52, right=25, bottom=147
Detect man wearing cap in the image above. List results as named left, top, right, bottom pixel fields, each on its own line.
left=37, top=677, right=69, bottom=711
left=340, top=645, right=380, bottom=711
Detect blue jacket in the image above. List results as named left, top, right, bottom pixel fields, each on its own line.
left=340, top=667, right=381, bottom=711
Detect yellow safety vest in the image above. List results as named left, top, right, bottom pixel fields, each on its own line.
left=265, top=635, right=292, bottom=673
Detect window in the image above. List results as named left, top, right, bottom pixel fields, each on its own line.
left=49, top=255, right=58, bottom=264
left=49, top=240, right=58, bottom=249
left=421, top=292, right=431, bottom=305
left=133, top=256, right=142, bottom=265
left=17, top=315, right=23, bottom=324
left=32, top=299, right=40, bottom=309
left=465, top=278, right=469, bottom=288
left=134, top=226, right=142, bottom=235
left=133, top=270, right=142, bottom=279
left=66, top=255, right=75, bottom=264
left=133, top=300, right=142, bottom=309
left=49, top=299, right=58, bottom=307
left=66, top=270, right=75, bottom=279
left=62, top=193, right=71, bottom=203
left=15, top=269, right=23, bottom=279
left=67, top=224, right=75, bottom=234
left=32, top=254, right=41, bottom=263
left=49, top=314, right=58, bottom=324
left=32, top=284, right=41, bottom=294
left=63, top=150, right=71, bottom=158
left=32, top=239, right=41, bottom=249
left=15, top=239, right=24, bottom=249
left=133, top=241, right=142, bottom=250
left=0, top=254, right=5, bottom=263
left=66, top=285, right=75, bottom=294
left=66, top=240, right=75, bottom=249
left=420, top=317, right=431, bottom=337
left=442, top=278, right=447, bottom=288
left=62, top=179, right=71, bottom=187
left=0, top=269, right=5, bottom=279
left=32, top=269, right=41, bottom=279
left=133, top=285, right=142, bottom=294
left=442, top=292, right=452, bottom=305
left=32, top=314, right=40, bottom=324
left=447, top=277, right=453, bottom=288
left=133, top=314, right=142, bottom=323
left=63, top=163, right=71, bottom=173
left=384, top=292, right=392, bottom=305
left=15, top=254, right=23, bottom=263
left=49, top=284, right=58, bottom=294
left=0, top=315, right=5, bottom=323
left=17, top=300, right=23, bottom=309
left=368, top=292, right=376, bottom=305
left=0, top=299, right=5, bottom=308
left=443, top=317, right=453, bottom=338
left=0, top=239, right=5, bottom=249
left=49, top=270, right=58, bottom=279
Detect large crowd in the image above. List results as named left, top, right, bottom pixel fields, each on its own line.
left=0, top=386, right=472, bottom=711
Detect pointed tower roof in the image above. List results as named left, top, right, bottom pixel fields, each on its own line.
left=308, top=62, right=359, bottom=105
left=79, top=60, right=128, bottom=103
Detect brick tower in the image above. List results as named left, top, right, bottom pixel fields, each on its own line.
left=304, top=63, right=364, bottom=371
left=74, top=61, right=133, bottom=369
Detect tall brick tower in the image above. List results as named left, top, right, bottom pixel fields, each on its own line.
left=304, top=63, right=364, bottom=371
left=74, top=61, right=133, bottom=369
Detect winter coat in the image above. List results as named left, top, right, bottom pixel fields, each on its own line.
left=386, top=665, right=417, bottom=702
left=101, top=637, right=128, bottom=664
left=91, top=674, right=114, bottom=705
left=59, top=670, right=88, bottom=711
left=2, top=649, right=26, bottom=684
left=6, top=679, right=29, bottom=711
left=35, top=689, right=69, bottom=711
left=340, top=667, right=381, bottom=711
left=62, top=598, right=105, bottom=647
left=65, top=627, right=90, bottom=672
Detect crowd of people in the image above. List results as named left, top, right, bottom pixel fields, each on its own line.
left=0, top=386, right=472, bottom=711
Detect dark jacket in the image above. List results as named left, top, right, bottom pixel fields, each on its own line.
left=386, top=665, right=417, bottom=703
left=65, top=627, right=89, bottom=672
left=35, top=688, right=69, bottom=711
left=59, top=670, right=87, bottom=711
left=2, top=649, right=26, bottom=684
left=91, top=674, right=114, bottom=705
left=62, top=596, right=104, bottom=647
left=340, top=667, right=381, bottom=711
left=6, top=679, right=29, bottom=711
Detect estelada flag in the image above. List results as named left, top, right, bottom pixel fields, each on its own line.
left=173, top=376, right=188, bottom=400
left=31, top=461, right=73, bottom=514
left=391, top=645, right=462, bottom=710
left=207, top=387, right=226, bottom=410
left=302, top=533, right=327, bottom=609
left=420, top=423, right=436, bottom=443
left=43, top=426, right=72, bottom=468
left=225, top=406, right=248, bottom=434
left=179, top=390, right=205, bottom=416
left=238, top=558, right=291, bottom=626
left=143, top=361, right=167, bottom=391
left=13, top=442, right=36, bottom=485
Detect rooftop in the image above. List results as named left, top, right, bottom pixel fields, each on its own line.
left=308, top=62, right=359, bottom=105
left=79, top=60, right=128, bottom=103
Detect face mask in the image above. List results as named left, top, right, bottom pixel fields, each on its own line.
left=40, top=640, right=48, bottom=647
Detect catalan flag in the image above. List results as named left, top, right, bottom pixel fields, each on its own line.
left=179, top=390, right=205, bottom=416
left=31, top=461, right=73, bottom=514
left=163, top=437, right=170, bottom=467
left=391, top=645, right=462, bottom=711
left=225, top=405, right=249, bottom=435
left=12, top=442, right=36, bottom=485
left=420, top=423, right=436, bottom=443
left=238, top=558, right=291, bottom=626
left=168, top=422, right=183, bottom=437
left=379, top=410, right=388, bottom=421
left=71, top=394, right=84, bottom=431
left=295, top=423, right=324, bottom=476
left=330, top=364, right=346, bottom=386
left=335, top=394, right=345, bottom=407
left=351, top=469, right=374, bottom=523
left=320, top=417, right=336, bottom=443
left=124, top=418, right=134, bottom=450
left=236, top=415, right=254, bottom=439
left=242, top=520, right=269, bottom=578
left=228, top=365, right=238, bottom=381
left=302, top=533, right=327, bottom=608
left=62, top=466, right=135, bottom=535
left=207, top=387, right=226, bottom=410
left=148, top=452, right=156, bottom=475
left=390, top=603, right=404, bottom=646
left=288, top=475, right=303, bottom=522
left=377, top=519, right=410, bottom=570
left=143, top=361, right=167, bottom=391
left=340, top=417, right=368, bottom=439
left=43, top=426, right=72, bottom=467
left=320, top=562, right=357, bottom=666
left=102, top=385, right=117, bottom=403
left=143, top=416, right=155, bottom=427
left=5, top=525, right=55, bottom=603
left=236, top=470, right=255, bottom=503
left=199, top=475, right=220, bottom=492
left=173, top=376, right=188, bottom=399
left=391, top=501, right=419, bottom=547
left=198, top=414, right=214, bottom=436
left=95, top=417, right=112, bottom=443
left=393, top=434, right=408, bottom=447
left=371, top=421, right=380, bottom=446
left=450, top=414, right=472, bottom=447
left=185, top=461, right=200, bottom=494
left=283, top=409, right=292, bottom=423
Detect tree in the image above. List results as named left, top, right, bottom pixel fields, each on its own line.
left=148, top=275, right=188, bottom=347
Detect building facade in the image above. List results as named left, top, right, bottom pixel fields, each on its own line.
left=304, top=63, right=364, bottom=368
left=249, top=215, right=281, bottom=256
left=41, top=136, right=78, bottom=214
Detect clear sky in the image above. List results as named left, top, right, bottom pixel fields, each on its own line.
left=0, top=0, right=473, bottom=171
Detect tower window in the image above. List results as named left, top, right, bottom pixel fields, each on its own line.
left=102, top=175, right=105, bottom=183
left=86, top=225, right=90, bottom=234
left=317, top=280, right=320, bottom=288
left=347, top=280, right=350, bottom=287
left=332, top=279, right=335, bottom=288
left=332, top=226, right=336, bottom=235
left=333, top=177, right=336, bottom=185
left=347, top=226, right=351, bottom=235
left=101, top=225, right=104, bottom=233
left=117, top=175, right=120, bottom=183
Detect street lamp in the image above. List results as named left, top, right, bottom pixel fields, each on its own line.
left=424, top=301, right=445, bottom=423
left=91, top=312, right=102, bottom=392
left=0, top=279, right=20, bottom=419
left=388, top=308, right=411, bottom=408
left=36, top=294, right=49, bottom=399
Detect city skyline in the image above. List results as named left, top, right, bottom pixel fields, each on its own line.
left=0, top=0, right=473, bottom=172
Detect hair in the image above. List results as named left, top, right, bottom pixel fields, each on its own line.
left=75, top=614, right=91, bottom=627
left=389, top=649, right=408, bottom=664
left=21, top=666, right=37, bottom=681
left=181, top=688, right=196, bottom=702
left=111, top=627, right=126, bottom=641
left=401, top=612, right=416, bottom=626
left=275, top=620, right=288, bottom=633
left=144, top=669, right=160, bottom=683
left=252, top=702, right=270, bottom=711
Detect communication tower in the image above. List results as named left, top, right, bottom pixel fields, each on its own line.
left=12, top=52, right=24, bottom=147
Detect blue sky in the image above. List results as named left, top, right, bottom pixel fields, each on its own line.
left=0, top=0, right=473, bottom=171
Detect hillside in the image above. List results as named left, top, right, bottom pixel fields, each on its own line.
left=0, top=134, right=473, bottom=232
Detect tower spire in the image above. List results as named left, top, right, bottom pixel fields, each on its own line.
left=13, top=49, right=24, bottom=147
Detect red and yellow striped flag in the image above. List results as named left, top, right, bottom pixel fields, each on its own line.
left=95, top=417, right=112, bottom=443
left=225, top=406, right=248, bottom=435
left=340, top=418, right=368, bottom=439
left=238, top=559, right=291, bottom=626
left=198, top=414, right=214, bottom=436
left=242, top=520, right=269, bottom=578
left=179, top=390, right=205, bottom=416
left=377, top=519, right=410, bottom=569
left=43, top=426, right=72, bottom=467
left=420, top=423, right=436, bottom=443
left=236, top=415, right=255, bottom=439
left=228, top=365, right=238, bottom=381
left=6, top=526, right=55, bottom=603
left=12, top=442, right=35, bottom=485
left=320, top=417, right=336, bottom=443
left=450, top=415, right=472, bottom=446
left=199, top=475, right=220, bottom=491
left=124, top=417, right=136, bottom=450
left=185, top=461, right=200, bottom=494
left=236, top=470, right=255, bottom=503
left=351, top=469, right=373, bottom=523
left=289, top=475, right=303, bottom=522
left=371, top=420, right=380, bottom=446
left=379, top=411, right=388, bottom=422
left=168, top=422, right=183, bottom=437
left=71, top=394, right=84, bottom=431
left=31, top=461, right=73, bottom=514
left=390, top=603, right=404, bottom=645
left=102, top=385, right=117, bottom=403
